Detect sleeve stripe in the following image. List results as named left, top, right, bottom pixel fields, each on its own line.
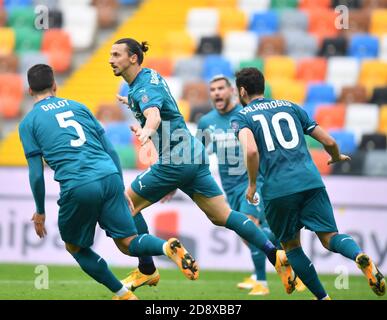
left=25, top=150, right=42, bottom=158
left=142, top=104, right=161, bottom=111
left=307, top=124, right=316, bottom=131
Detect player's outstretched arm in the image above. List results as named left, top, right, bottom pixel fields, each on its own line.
left=310, top=126, right=351, bottom=165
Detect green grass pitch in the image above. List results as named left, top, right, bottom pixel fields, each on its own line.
left=0, top=264, right=385, bottom=300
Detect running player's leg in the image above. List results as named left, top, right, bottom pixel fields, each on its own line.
left=58, top=178, right=137, bottom=300
left=233, top=189, right=269, bottom=293
left=266, top=190, right=329, bottom=299
left=99, top=173, right=199, bottom=289
left=124, top=166, right=196, bottom=289
left=281, top=234, right=329, bottom=300
left=126, top=184, right=155, bottom=274
left=191, top=194, right=295, bottom=294
left=65, top=242, right=137, bottom=300
left=311, top=189, right=385, bottom=296
left=124, top=165, right=175, bottom=283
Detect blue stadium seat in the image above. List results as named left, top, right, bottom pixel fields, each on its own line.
left=306, top=83, right=336, bottom=104
left=202, top=55, right=233, bottom=82
left=348, top=34, right=379, bottom=59
left=330, top=129, right=357, bottom=154
left=105, top=121, right=133, bottom=146
left=249, top=11, right=279, bottom=35
left=302, top=102, right=319, bottom=118
left=119, top=0, right=139, bottom=4
left=5, top=0, right=32, bottom=7
left=118, top=81, right=129, bottom=97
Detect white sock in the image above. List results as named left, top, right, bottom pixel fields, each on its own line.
left=250, top=274, right=257, bottom=281
left=257, top=280, right=268, bottom=287
left=115, top=286, right=128, bottom=297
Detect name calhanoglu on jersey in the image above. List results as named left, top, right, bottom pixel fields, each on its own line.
left=40, top=99, right=70, bottom=111
left=240, top=100, right=292, bottom=115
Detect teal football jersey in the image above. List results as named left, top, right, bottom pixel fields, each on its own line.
left=231, top=98, right=324, bottom=201
left=197, top=105, right=252, bottom=194
left=19, top=96, right=118, bottom=192
left=127, top=68, right=204, bottom=164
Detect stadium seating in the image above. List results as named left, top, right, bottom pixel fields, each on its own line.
left=284, top=30, right=318, bottom=58
left=330, top=129, right=357, bottom=154
left=326, top=57, right=360, bottom=94
left=196, top=36, right=222, bottom=55
left=202, top=55, right=233, bottom=82
left=0, top=0, right=386, bottom=175
left=339, top=85, right=367, bottom=104
left=363, top=150, right=387, bottom=176
left=238, top=0, right=270, bottom=14
left=359, top=133, right=387, bottom=151
left=174, top=56, right=203, bottom=82
left=265, top=56, right=296, bottom=81
left=314, top=104, right=346, bottom=130
left=278, top=9, right=308, bottom=32
left=307, top=9, right=338, bottom=39
left=296, top=57, right=327, bottom=82
left=331, top=151, right=366, bottom=175
left=0, top=73, right=23, bottom=118
left=348, top=34, right=379, bottom=59
left=310, top=149, right=332, bottom=175
left=218, top=7, right=247, bottom=36
left=0, top=7, right=6, bottom=26
left=342, top=9, right=370, bottom=37
left=186, top=8, right=219, bottom=44
left=182, top=81, right=209, bottom=108
left=0, top=27, right=15, bottom=54
left=319, top=36, right=347, bottom=57
left=270, top=79, right=306, bottom=105
left=306, top=83, right=336, bottom=104
left=249, top=11, right=279, bottom=35
left=257, top=34, right=285, bottom=57
left=62, top=4, right=97, bottom=50
left=42, top=29, right=72, bottom=73
left=222, top=31, right=258, bottom=67
left=379, top=105, right=387, bottom=134
left=105, top=121, right=133, bottom=146
left=0, top=53, right=18, bottom=73
left=332, top=0, right=362, bottom=9
left=345, top=103, right=380, bottom=143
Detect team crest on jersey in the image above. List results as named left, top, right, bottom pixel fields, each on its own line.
left=141, top=94, right=149, bottom=103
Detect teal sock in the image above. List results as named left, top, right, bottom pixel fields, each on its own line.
left=72, top=248, right=122, bottom=292
left=226, top=211, right=277, bottom=265
left=286, top=247, right=327, bottom=300
left=129, top=234, right=166, bottom=257
left=248, top=243, right=266, bottom=281
left=134, top=212, right=155, bottom=273
left=262, top=224, right=281, bottom=248
left=329, top=234, right=362, bottom=261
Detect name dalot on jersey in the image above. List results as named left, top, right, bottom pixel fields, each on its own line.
left=40, top=99, right=70, bottom=112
